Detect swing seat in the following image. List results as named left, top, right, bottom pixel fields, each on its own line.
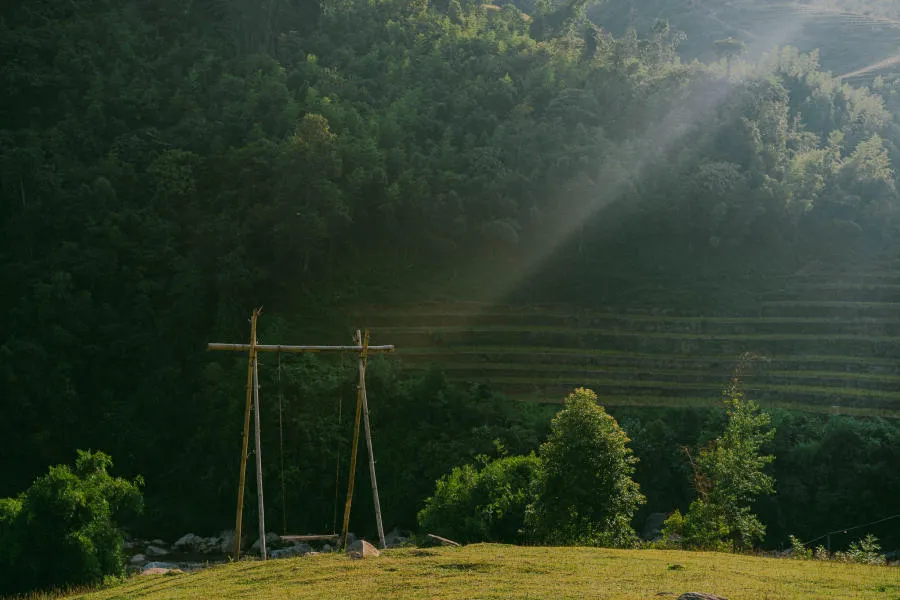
left=281, top=534, right=340, bottom=542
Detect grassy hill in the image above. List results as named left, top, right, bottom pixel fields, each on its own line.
left=355, top=257, right=900, bottom=418
left=66, top=545, right=897, bottom=600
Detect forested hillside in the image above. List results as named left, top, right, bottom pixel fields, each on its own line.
left=1, top=0, right=899, bottom=550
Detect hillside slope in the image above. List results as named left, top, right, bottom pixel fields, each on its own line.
left=356, top=256, right=900, bottom=417
left=71, top=545, right=897, bottom=600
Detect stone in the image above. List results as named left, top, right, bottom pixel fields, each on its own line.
left=174, top=533, right=202, bottom=551
left=146, top=545, right=169, bottom=556
left=642, top=512, right=668, bottom=541
left=271, top=543, right=311, bottom=559
left=144, top=561, right=179, bottom=571
left=347, top=539, right=380, bottom=559
left=219, top=530, right=236, bottom=553
left=677, top=594, right=728, bottom=600
left=129, top=554, right=146, bottom=565
left=251, top=532, right=282, bottom=551
left=322, top=544, right=332, bottom=553
left=384, top=529, right=410, bottom=549
left=150, top=539, right=167, bottom=546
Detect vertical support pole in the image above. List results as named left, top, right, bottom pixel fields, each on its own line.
left=359, top=329, right=386, bottom=549
left=253, top=351, right=267, bottom=560
left=234, top=308, right=260, bottom=560
left=340, top=330, right=365, bottom=549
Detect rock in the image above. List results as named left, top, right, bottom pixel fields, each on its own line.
left=384, top=529, right=410, bottom=549
left=271, top=543, right=311, bottom=559
left=643, top=512, right=668, bottom=541
left=129, top=554, right=146, bottom=565
left=347, top=539, right=380, bottom=559
left=251, top=532, right=282, bottom=552
left=142, top=566, right=184, bottom=576
left=219, top=530, right=236, bottom=553
left=677, top=594, right=728, bottom=600
left=123, top=540, right=136, bottom=550
left=174, top=533, right=203, bottom=551
left=144, top=561, right=179, bottom=571
left=322, top=544, right=332, bottom=553
left=146, top=545, right=169, bottom=556
left=345, top=532, right=357, bottom=546
left=150, top=538, right=167, bottom=547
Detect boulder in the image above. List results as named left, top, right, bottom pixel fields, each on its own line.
left=219, top=530, right=236, bottom=553
left=347, top=539, right=380, bottom=559
left=143, top=561, right=179, bottom=571
left=384, top=529, right=410, bottom=549
left=322, top=544, right=332, bottom=553
left=174, top=533, right=203, bottom=551
left=129, top=554, right=146, bottom=565
left=251, top=532, right=282, bottom=552
left=642, top=512, right=668, bottom=541
left=150, top=539, right=167, bottom=547
left=677, top=594, right=728, bottom=600
left=271, top=543, right=311, bottom=559
left=146, top=545, right=169, bottom=556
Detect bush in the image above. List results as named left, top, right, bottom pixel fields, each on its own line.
left=835, top=534, right=886, bottom=565
left=0, top=450, right=143, bottom=595
left=528, top=388, right=645, bottom=547
left=417, top=453, right=542, bottom=544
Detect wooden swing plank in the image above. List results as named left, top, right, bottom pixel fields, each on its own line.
left=281, top=534, right=340, bottom=542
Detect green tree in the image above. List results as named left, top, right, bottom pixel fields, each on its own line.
left=417, top=452, right=542, bottom=544
left=528, top=388, right=645, bottom=546
left=0, top=450, right=143, bottom=595
left=679, top=380, right=775, bottom=550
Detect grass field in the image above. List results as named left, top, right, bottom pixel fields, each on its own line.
left=64, top=545, right=899, bottom=600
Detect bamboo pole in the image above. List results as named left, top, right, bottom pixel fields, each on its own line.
left=359, top=329, right=386, bottom=549
left=340, top=332, right=366, bottom=549
left=233, top=308, right=260, bottom=559
left=208, top=343, right=394, bottom=353
left=253, top=351, right=267, bottom=560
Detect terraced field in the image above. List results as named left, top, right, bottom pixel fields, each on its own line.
left=356, top=260, right=900, bottom=417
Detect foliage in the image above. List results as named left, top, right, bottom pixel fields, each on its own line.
left=680, top=381, right=775, bottom=550
left=0, top=451, right=143, bottom=595
left=0, top=0, right=898, bottom=551
left=528, top=388, right=644, bottom=547
left=834, top=535, right=887, bottom=566
left=417, top=453, right=542, bottom=544
left=789, top=534, right=813, bottom=560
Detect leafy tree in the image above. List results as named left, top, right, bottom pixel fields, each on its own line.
left=676, top=381, right=775, bottom=550
left=528, top=388, right=645, bottom=546
left=417, top=452, right=541, bottom=544
left=0, top=450, right=143, bottom=595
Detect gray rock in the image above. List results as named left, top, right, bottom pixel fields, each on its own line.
left=322, top=543, right=332, bottom=553
left=384, top=529, right=410, bottom=548
left=129, top=554, right=146, bottom=565
left=219, top=530, right=236, bottom=553
left=251, top=532, right=282, bottom=551
left=347, top=539, right=380, bottom=559
left=150, top=539, right=167, bottom=546
left=146, top=545, right=169, bottom=556
left=677, top=594, right=728, bottom=600
left=174, top=533, right=202, bottom=551
left=345, top=532, right=357, bottom=546
left=143, top=561, right=179, bottom=571
left=271, top=543, right=311, bottom=559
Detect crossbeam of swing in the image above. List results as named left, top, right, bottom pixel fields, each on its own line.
left=209, top=318, right=392, bottom=562
left=208, top=343, right=394, bottom=353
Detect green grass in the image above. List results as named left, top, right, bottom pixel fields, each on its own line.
left=64, top=544, right=899, bottom=600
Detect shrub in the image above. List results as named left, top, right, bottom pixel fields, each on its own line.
left=0, top=450, right=143, bottom=595
left=789, top=534, right=813, bottom=560
left=835, top=534, right=886, bottom=565
left=417, top=453, right=542, bottom=544
left=528, top=388, right=645, bottom=547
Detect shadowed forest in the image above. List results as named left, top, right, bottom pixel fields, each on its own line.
left=1, top=0, right=899, bottom=587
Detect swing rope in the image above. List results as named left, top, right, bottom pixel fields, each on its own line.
left=332, top=381, right=343, bottom=534
left=277, top=350, right=286, bottom=534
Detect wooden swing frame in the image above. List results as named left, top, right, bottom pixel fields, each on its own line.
left=208, top=308, right=394, bottom=560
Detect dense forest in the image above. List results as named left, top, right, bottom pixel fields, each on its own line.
left=2, top=0, right=899, bottom=557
